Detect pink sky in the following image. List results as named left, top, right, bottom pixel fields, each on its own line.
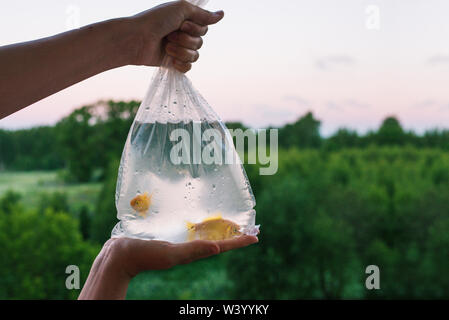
left=1, top=0, right=449, bottom=136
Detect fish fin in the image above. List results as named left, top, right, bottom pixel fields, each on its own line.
left=186, top=222, right=196, bottom=241
left=202, top=214, right=222, bottom=222
left=139, top=211, right=147, bottom=218
left=225, top=225, right=232, bottom=237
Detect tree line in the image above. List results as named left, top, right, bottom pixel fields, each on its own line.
left=1, top=101, right=449, bottom=181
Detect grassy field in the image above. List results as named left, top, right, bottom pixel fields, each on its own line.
left=0, top=171, right=102, bottom=212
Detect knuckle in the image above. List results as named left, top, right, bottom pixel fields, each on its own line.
left=197, top=37, right=204, bottom=49
left=177, top=0, right=191, bottom=12
left=183, top=49, right=194, bottom=62
left=180, top=20, right=192, bottom=32
left=184, top=63, right=192, bottom=72
left=193, top=51, right=200, bottom=62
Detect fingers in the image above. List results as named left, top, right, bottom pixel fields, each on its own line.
left=166, top=42, right=199, bottom=62
left=215, top=235, right=259, bottom=253
left=167, top=31, right=203, bottom=50
left=172, top=60, right=192, bottom=73
left=182, top=2, right=225, bottom=26
left=180, top=20, right=209, bottom=37
left=165, top=29, right=203, bottom=73
left=166, top=4, right=224, bottom=73
left=166, top=236, right=258, bottom=266
left=115, top=235, right=258, bottom=276
left=165, top=40, right=198, bottom=73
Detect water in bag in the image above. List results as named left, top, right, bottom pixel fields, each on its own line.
left=111, top=0, right=257, bottom=243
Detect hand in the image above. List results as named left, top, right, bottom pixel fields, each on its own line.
left=128, top=1, right=224, bottom=72
left=0, top=0, right=224, bottom=118
left=79, top=235, right=258, bottom=300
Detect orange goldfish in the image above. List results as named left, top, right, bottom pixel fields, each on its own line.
left=130, top=192, right=152, bottom=218
left=186, top=215, right=242, bottom=241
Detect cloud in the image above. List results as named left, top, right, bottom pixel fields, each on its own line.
left=326, top=101, right=343, bottom=110
left=283, top=95, right=311, bottom=107
left=252, top=104, right=295, bottom=118
left=324, top=99, right=370, bottom=111
left=246, top=104, right=297, bottom=128
left=315, top=55, right=356, bottom=70
left=344, top=99, right=371, bottom=109
left=427, top=55, right=449, bottom=65
left=412, top=100, right=449, bottom=112
left=412, top=100, right=437, bottom=109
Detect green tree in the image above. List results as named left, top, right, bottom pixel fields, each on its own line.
left=324, top=128, right=360, bottom=150
left=90, top=159, right=120, bottom=243
left=0, top=190, right=21, bottom=214
left=57, top=101, right=138, bottom=182
left=79, top=205, right=91, bottom=240
left=57, top=106, right=98, bottom=182
left=279, top=112, right=322, bottom=149
left=37, top=192, right=70, bottom=214
left=376, top=116, right=406, bottom=145
left=0, top=206, right=99, bottom=299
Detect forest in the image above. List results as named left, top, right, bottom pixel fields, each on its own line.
left=1, top=100, right=449, bottom=299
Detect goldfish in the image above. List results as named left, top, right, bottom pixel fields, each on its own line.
left=186, top=214, right=242, bottom=241
left=130, top=192, right=152, bottom=218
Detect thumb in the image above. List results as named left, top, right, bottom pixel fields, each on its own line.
left=182, top=2, right=225, bottom=26
left=169, top=240, right=220, bottom=265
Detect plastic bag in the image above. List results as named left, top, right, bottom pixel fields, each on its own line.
left=111, top=0, right=258, bottom=243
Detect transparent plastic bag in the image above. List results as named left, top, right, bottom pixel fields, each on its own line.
left=111, top=0, right=258, bottom=243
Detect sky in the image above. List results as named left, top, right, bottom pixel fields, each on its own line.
left=1, top=0, right=449, bottom=136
